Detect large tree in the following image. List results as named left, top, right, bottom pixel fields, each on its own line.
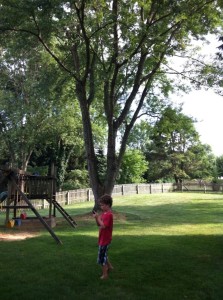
left=0, top=47, right=84, bottom=184
left=0, top=48, right=56, bottom=170
left=216, top=155, right=223, bottom=178
left=0, top=1, right=222, bottom=206
left=146, top=107, right=216, bottom=182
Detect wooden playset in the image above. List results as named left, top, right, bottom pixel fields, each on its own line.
left=0, top=167, right=77, bottom=244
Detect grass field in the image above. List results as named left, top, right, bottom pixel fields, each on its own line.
left=0, top=192, right=223, bottom=300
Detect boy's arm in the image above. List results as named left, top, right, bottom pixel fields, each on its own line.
left=93, top=213, right=105, bottom=228
left=96, top=215, right=106, bottom=228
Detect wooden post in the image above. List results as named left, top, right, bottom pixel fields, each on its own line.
left=87, top=189, right=91, bottom=201
left=6, top=175, right=13, bottom=224
left=121, top=185, right=124, bottom=195
left=5, top=197, right=10, bottom=224
left=67, top=191, right=70, bottom=205
left=49, top=163, right=56, bottom=219
left=136, top=185, right=139, bottom=194
left=180, top=183, right=183, bottom=192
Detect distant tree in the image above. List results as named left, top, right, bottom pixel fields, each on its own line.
left=217, top=36, right=223, bottom=60
left=61, top=169, right=89, bottom=191
left=117, top=149, right=148, bottom=184
left=216, top=155, right=223, bottom=178
left=0, top=49, right=56, bottom=170
left=127, top=121, right=153, bottom=153
left=181, top=143, right=216, bottom=180
left=146, top=107, right=215, bottom=182
left=0, top=47, right=85, bottom=188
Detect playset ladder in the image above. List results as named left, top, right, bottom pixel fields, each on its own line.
left=51, top=199, right=77, bottom=228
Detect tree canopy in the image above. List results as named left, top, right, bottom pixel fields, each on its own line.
left=0, top=0, right=222, bottom=205
left=145, top=107, right=216, bottom=182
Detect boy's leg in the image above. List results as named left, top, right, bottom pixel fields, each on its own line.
left=100, top=265, right=108, bottom=280
left=107, top=259, right=114, bottom=271
left=97, top=245, right=111, bottom=279
left=101, top=260, right=113, bottom=279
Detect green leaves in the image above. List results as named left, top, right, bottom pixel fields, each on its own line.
left=145, top=107, right=215, bottom=182
left=0, top=0, right=222, bottom=196
left=117, top=149, right=148, bottom=184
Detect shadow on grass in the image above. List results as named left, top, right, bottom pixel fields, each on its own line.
left=1, top=195, right=223, bottom=300
left=0, top=223, right=223, bottom=300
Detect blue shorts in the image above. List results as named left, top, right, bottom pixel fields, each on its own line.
left=97, top=245, right=110, bottom=265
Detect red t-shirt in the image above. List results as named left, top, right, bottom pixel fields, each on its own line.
left=98, top=210, right=113, bottom=246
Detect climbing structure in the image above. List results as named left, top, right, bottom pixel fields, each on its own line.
left=0, top=167, right=77, bottom=244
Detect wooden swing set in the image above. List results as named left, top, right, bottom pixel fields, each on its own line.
left=0, top=167, right=77, bottom=245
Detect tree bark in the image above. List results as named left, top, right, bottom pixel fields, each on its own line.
left=76, top=81, right=104, bottom=206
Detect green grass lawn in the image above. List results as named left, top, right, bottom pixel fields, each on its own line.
left=0, top=192, right=223, bottom=300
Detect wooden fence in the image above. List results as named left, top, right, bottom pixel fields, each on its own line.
left=176, top=182, right=223, bottom=193
left=53, top=182, right=223, bottom=206
left=49, top=182, right=174, bottom=208
left=1, top=182, right=223, bottom=211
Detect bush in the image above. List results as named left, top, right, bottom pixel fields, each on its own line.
left=61, top=169, right=89, bottom=190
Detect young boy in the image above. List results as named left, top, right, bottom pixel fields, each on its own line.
left=93, top=194, right=113, bottom=280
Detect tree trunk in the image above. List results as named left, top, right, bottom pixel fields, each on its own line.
left=76, top=83, right=104, bottom=207
left=20, top=151, right=32, bottom=172
left=104, top=124, right=118, bottom=195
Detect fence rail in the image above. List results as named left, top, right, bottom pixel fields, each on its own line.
left=176, top=182, right=223, bottom=193
left=1, top=182, right=223, bottom=211
left=54, top=182, right=223, bottom=206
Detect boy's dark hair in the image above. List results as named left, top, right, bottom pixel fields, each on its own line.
left=99, top=194, right=113, bottom=207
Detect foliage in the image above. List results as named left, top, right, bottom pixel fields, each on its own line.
left=145, top=107, right=215, bottom=182
left=95, top=149, right=107, bottom=184
left=127, top=120, right=153, bottom=153
left=117, top=149, right=148, bottom=184
left=215, top=35, right=223, bottom=95
left=61, top=169, right=89, bottom=190
left=216, top=155, right=223, bottom=177
left=0, top=44, right=84, bottom=174
left=0, top=44, right=86, bottom=188
left=183, top=143, right=216, bottom=179
left=0, top=1, right=222, bottom=203
left=0, top=48, right=55, bottom=169
left=26, top=165, right=48, bottom=176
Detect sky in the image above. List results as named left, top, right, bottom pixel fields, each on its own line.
left=173, top=89, right=223, bottom=157
left=170, top=34, right=223, bottom=157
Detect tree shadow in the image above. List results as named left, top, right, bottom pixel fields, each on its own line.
left=0, top=218, right=223, bottom=300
